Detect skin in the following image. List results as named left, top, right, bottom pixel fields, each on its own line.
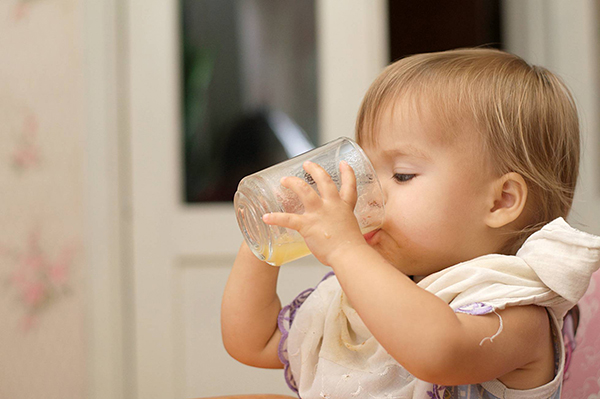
left=221, top=99, right=555, bottom=388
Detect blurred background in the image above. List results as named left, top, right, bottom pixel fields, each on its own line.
left=0, top=0, right=599, bottom=398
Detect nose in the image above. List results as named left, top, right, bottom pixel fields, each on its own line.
left=376, top=177, right=387, bottom=229
left=374, top=170, right=388, bottom=206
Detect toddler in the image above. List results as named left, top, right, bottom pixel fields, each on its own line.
left=221, top=48, right=600, bottom=398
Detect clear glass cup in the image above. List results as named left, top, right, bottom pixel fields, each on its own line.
left=234, top=137, right=385, bottom=266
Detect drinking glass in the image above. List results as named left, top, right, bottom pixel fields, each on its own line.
left=234, top=137, right=384, bottom=266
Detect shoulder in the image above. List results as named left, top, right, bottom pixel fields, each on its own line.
left=436, top=305, right=553, bottom=387
left=493, top=306, right=555, bottom=389
left=493, top=304, right=550, bottom=337
left=455, top=304, right=550, bottom=348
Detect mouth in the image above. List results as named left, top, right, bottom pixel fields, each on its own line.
left=363, top=229, right=380, bottom=244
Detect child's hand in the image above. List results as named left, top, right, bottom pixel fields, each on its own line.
left=263, top=161, right=367, bottom=266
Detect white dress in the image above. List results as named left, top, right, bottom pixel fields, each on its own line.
left=277, top=218, right=600, bottom=398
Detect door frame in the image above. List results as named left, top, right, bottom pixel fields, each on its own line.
left=83, top=0, right=131, bottom=399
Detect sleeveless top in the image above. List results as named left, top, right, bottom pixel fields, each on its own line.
left=277, top=218, right=600, bottom=399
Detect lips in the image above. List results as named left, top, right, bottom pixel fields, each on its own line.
left=363, top=229, right=380, bottom=243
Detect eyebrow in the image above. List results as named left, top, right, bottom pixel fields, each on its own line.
left=381, top=145, right=431, bottom=160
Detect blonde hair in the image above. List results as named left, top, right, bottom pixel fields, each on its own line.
left=356, top=48, right=580, bottom=254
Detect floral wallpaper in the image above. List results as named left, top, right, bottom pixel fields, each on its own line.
left=0, top=0, right=86, bottom=398
left=2, top=228, right=77, bottom=330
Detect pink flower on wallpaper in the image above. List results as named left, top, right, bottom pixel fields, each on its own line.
left=11, top=113, right=41, bottom=171
left=49, top=262, right=69, bottom=286
left=23, top=281, right=46, bottom=306
left=3, top=228, right=77, bottom=331
left=12, top=0, right=44, bottom=21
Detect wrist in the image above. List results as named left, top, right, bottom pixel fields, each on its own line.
left=236, top=242, right=280, bottom=272
left=328, top=237, right=375, bottom=267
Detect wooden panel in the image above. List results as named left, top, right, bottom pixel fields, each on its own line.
left=388, top=0, right=502, bottom=60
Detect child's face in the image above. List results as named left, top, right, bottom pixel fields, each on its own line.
left=362, top=99, right=500, bottom=276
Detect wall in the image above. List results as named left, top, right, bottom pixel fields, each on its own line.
left=504, top=0, right=600, bottom=236
left=0, top=1, right=87, bottom=398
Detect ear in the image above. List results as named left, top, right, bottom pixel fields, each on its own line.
left=485, top=172, right=528, bottom=229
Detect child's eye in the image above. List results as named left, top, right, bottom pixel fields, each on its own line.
left=392, top=173, right=416, bottom=183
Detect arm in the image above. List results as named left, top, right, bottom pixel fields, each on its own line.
left=264, top=161, right=550, bottom=385
left=221, top=242, right=283, bottom=369
left=328, top=244, right=551, bottom=385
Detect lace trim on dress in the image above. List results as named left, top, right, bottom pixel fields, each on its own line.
left=278, top=271, right=335, bottom=395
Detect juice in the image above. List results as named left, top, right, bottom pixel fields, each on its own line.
left=263, top=235, right=311, bottom=266
left=263, top=226, right=379, bottom=266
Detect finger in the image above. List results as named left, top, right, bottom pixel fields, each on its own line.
left=280, top=175, right=322, bottom=211
left=339, top=161, right=358, bottom=205
left=263, top=212, right=303, bottom=232
left=302, top=161, right=339, bottom=199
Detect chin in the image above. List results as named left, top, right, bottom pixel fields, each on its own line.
left=367, top=233, right=420, bottom=274
left=373, top=245, right=405, bottom=270
left=377, top=249, right=431, bottom=277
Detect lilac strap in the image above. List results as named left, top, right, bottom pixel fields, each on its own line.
left=455, top=302, right=494, bottom=316
left=455, top=302, right=503, bottom=346
left=278, top=271, right=335, bottom=395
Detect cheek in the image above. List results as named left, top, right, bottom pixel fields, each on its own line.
left=384, top=195, right=443, bottom=245
left=385, top=180, right=475, bottom=246
left=439, top=177, right=489, bottom=222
